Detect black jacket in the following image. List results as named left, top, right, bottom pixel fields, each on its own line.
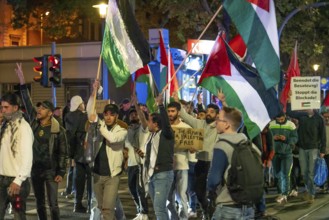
left=64, top=110, right=88, bottom=162
left=287, top=103, right=326, bottom=153
left=20, top=85, right=67, bottom=177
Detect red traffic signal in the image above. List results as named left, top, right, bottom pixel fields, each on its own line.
left=32, top=56, right=48, bottom=87
left=49, top=54, right=62, bottom=87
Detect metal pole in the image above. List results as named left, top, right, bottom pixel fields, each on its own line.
left=51, top=42, right=57, bottom=107
left=40, top=14, right=43, bottom=45
left=101, top=18, right=109, bottom=99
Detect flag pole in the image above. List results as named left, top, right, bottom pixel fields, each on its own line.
left=188, top=86, right=199, bottom=113
left=161, top=4, right=223, bottom=95
left=92, top=56, right=102, bottom=113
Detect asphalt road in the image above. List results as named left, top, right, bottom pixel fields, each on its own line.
left=4, top=174, right=329, bottom=220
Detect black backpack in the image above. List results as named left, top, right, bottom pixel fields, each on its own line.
left=222, top=139, right=264, bottom=205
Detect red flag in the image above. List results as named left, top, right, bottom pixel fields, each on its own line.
left=158, top=31, right=179, bottom=99
left=323, top=91, right=329, bottom=107
left=280, top=42, right=300, bottom=111
left=228, top=34, right=247, bottom=60
left=168, top=52, right=179, bottom=97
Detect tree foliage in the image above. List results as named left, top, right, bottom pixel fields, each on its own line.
left=7, top=0, right=329, bottom=75
left=7, top=0, right=99, bottom=40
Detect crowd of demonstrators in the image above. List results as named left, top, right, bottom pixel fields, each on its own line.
left=3, top=64, right=329, bottom=220
left=15, top=63, right=67, bottom=220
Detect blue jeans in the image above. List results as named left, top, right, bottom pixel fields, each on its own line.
left=188, top=161, right=197, bottom=212
left=149, top=170, right=174, bottom=220
left=211, top=204, right=254, bottom=220
left=272, top=154, right=293, bottom=195
left=299, top=148, right=318, bottom=196
left=167, top=170, right=188, bottom=220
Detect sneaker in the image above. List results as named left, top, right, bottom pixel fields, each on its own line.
left=289, top=189, right=298, bottom=197
left=302, top=192, right=315, bottom=203
left=133, top=214, right=141, bottom=220
left=66, top=193, right=75, bottom=199
left=307, top=195, right=315, bottom=204
left=302, top=192, right=310, bottom=202
left=73, top=204, right=87, bottom=213
left=7, top=204, right=12, bottom=214
left=140, top=214, right=149, bottom=220
left=276, top=195, right=287, bottom=204
left=188, top=211, right=197, bottom=218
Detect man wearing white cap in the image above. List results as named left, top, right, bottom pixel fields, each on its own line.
left=65, top=95, right=92, bottom=213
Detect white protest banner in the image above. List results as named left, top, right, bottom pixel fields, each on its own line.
left=172, top=127, right=204, bottom=150
left=291, top=76, right=321, bottom=110
left=95, top=100, right=111, bottom=113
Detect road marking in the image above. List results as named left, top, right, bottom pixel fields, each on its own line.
left=297, top=200, right=329, bottom=220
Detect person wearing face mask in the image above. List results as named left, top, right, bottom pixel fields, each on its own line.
left=172, top=92, right=220, bottom=220
left=287, top=101, right=326, bottom=204
left=0, top=92, right=33, bottom=220
left=268, top=112, right=298, bottom=204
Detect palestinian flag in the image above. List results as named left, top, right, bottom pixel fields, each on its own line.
left=158, top=31, right=180, bottom=103
left=198, top=34, right=281, bottom=139
left=101, top=0, right=151, bottom=87
left=135, top=65, right=157, bottom=113
left=224, top=0, right=280, bottom=89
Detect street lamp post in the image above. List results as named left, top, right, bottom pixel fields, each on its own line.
left=313, top=64, right=320, bottom=76
left=93, top=3, right=109, bottom=99
left=40, top=11, right=50, bottom=45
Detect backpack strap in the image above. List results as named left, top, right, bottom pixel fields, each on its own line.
left=220, top=139, right=249, bottom=149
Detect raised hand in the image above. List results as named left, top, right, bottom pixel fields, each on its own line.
left=172, top=91, right=179, bottom=102
left=156, top=94, right=164, bottom=106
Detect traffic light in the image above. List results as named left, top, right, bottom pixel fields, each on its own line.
left=33, top=56, right=48, bottom=87
left=49, top=54, right=62, bottom=87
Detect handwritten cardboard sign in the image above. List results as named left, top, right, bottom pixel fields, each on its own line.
left=95, top=100, right=111, bottom=113
left=172, top=127, right=204, bottom=150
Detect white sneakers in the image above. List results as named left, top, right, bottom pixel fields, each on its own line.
left=276, top=195, right=287, bottom=204
left=289, top=189, right=298, bottom=197
left=187, top=210, right=197, bottom=218
left=133, top=213, right=149, bottom=220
